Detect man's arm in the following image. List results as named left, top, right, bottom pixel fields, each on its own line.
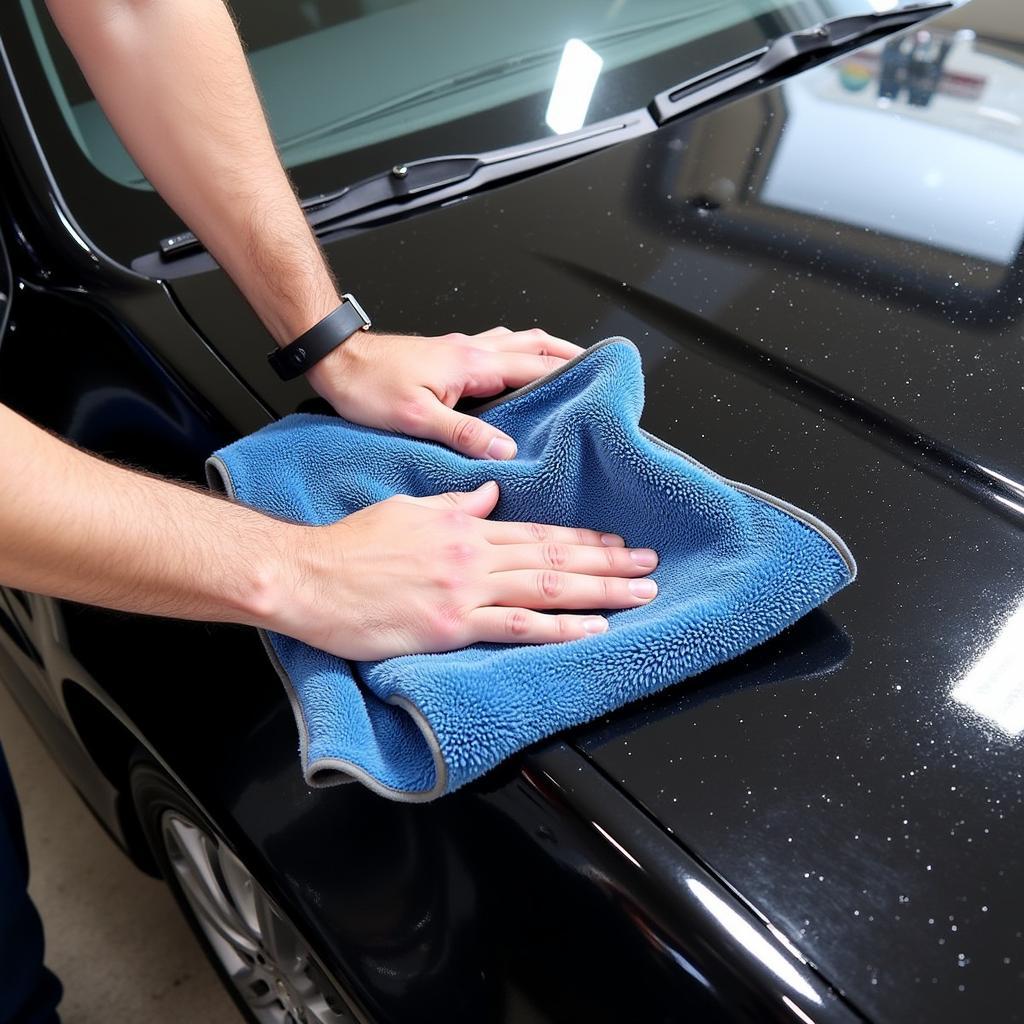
left=45, top=0, right=582, bottom=460
left=46, top=0, right=334, bottom=346
left=0, top=405, right=658, bottom=658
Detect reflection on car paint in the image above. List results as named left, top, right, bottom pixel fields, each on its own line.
left=951, top=598, right=1024, bottom=736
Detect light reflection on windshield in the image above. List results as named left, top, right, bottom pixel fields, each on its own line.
left=545, top=38, right=604, bottom=134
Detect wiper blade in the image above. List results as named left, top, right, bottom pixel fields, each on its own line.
left=158, top=112, right=653, bottom=260
left=649, top=1, right=952, bottom=124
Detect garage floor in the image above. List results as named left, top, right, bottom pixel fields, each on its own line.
left=0, top=680, right=239, bottom=1023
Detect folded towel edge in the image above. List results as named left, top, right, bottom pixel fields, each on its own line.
left=474, top=336, right=856, bottom=582
left=207, top=454, right=451, bottom=802
left=640, top=429, right=858, bottom=582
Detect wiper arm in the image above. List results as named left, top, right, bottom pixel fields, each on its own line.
left=649, top=1, right=952, bottom=124
left=158, top=111, right=653, bottom=260
left=155, top=3, right=950, bottom=262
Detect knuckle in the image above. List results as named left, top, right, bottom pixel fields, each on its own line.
left=461, top=347, right=485, bottom=371
left=543, top=542, right=568, bottom=568
left=430, top=604, right=465, bottom=643
left=605, top=546, right=619, bottom=571
left=435, top=573, right=465, bottom=593
left=442, top=506, right=468, bottom=526
left=538, top=571, right=565, bottom=600
left=528, top=522, right=549, bottom=542
left=396, top=396, right=429, bottom=430
left=504, top=608, right=531, bottom=638
left=555, top=615, right=575, bottom=640
left=529, top=328, right=553, bottom=354
left=444, top=541, right=476, bottom=566
left=451, top=416, right=482, bottom=449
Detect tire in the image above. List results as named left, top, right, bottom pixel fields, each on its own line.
left=130, top=757, right=362, bottom=1024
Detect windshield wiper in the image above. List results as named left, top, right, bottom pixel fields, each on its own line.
left=649, top=2, right=952, bottom=124
left=155, top=2, right=951, bottom=264
left=157, top=111, right=654, bottom=261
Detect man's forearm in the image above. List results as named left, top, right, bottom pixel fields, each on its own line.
left=0, top=404, right=656, bottom=658
left=45, top=0, right=339, bottom=344
left=0, top=404, right=293, bottom=626
left=44, top=0, right=579, bottom=462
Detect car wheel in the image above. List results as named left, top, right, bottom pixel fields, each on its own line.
left=130, top=758, right=362, bottom=1024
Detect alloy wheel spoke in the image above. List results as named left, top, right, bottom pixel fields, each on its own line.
left=164, top=816, right=260, bottom=956
left=255, top=888, right=301, bottom=972
left=161, top=810, right=354, bottom=1024
left=217, top=841, right=263, bottom=941
left=303, top=990, right=353, bottom=1024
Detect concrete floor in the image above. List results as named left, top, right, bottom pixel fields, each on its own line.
left=0, top=680, right=240, bottom=1023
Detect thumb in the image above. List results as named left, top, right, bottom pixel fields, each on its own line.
left=429, top=404, right=518, bottom=461
left=412, top=480, right=501, bottom=517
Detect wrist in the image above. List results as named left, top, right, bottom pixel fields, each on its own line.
left=267, top=289, right=343, bottom=349
left=238, top=521, right=340, bottom=645
left=305, top=328, right=375, bottom=398
left=231, top=520, right=308, bottom=633
left=270, top=295, right=372, bottom=383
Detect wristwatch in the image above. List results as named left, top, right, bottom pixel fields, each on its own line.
left=267, top=293, right=371, bottom=381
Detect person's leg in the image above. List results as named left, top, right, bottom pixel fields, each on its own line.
left=0, top=740, right=61, bottom=1024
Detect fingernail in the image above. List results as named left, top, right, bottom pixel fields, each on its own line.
left=479, top=480, right=499, bottom=493
left=601, top=533, right=625, bottom=546
left=629, top=579, right=658, bottom=599
left=582, top=616, right=609, bottom=634
left=629, top=548, right=658, bottom=567
left=485, top=436, right=517, bottom=460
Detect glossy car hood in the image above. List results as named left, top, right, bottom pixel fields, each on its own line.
left=167, top=4, right=1024, bottom=1019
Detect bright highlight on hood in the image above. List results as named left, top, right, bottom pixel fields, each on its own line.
left=952, top=602, right=1024, bottom=736
left=545, top=38, right=603, bottom=135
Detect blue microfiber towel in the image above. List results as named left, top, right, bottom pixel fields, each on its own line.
left=207, top=338, right=855, bottom=801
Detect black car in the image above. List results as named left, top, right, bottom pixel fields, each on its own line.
left=2, top=0, right=1023, bottom=1021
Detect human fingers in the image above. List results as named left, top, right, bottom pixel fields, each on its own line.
left=488, top=541, right=657, bottom=576
left=479, top=350, right=569, bottom=390
left=398, top=480, right=502, bottom=516
left=465, top=607, right=609, bottom=644
left=486, top=570, right=658, bottom=610
left=482, top=520, right=624, bottom=547
left=470, top=327, right=583, bottom=361
left=401, top=391, right=518, bottom=459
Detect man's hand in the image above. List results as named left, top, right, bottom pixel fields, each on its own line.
left=0, top=409, right=657, bottom=659
left=307, top=327, right=583, bottom=460
left=274, top=481, right=658, bottom=660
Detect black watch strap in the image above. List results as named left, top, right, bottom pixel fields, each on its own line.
left=267, top=293, right=371, bottom=381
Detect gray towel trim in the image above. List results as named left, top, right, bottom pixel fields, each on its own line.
left=205, top=454, right=449, bottom=802
left=641, top=430, right=857, bottom=580
left=472, top=334, right=625, bottom=413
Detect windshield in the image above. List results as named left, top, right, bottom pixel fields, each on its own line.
left=23, top=0, right=905, bottom=191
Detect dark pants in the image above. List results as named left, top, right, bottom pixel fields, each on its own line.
left=0, top=741, right=61, bottom=1023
